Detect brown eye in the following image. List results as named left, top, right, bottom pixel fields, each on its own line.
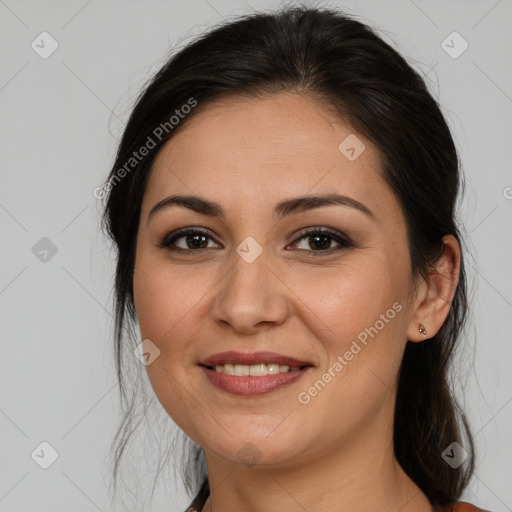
left=290, top=227, right=354, bottom=254
left=159, top=228, right=220, bottom=251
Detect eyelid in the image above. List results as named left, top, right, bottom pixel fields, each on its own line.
left=291, top=226, right=352, bottom=244
left=159, top=227, right=217, bottom=250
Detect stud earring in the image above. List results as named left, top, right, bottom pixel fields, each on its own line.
left=418, top=323, right=427, bottom=336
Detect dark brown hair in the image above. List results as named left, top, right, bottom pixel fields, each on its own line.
left=101, top=6, right=475, bottom=510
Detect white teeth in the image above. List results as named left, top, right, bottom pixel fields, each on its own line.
left=211, top=363, right=303, bottom=375
left=234, top=364, right=250, bottom=376
left=222, top=363, right=235, bottom=375
left=267, top=364, right=280, bottom=374
left=250, top=364, right=267, bottom=376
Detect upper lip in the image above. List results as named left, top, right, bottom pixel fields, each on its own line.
left=200, top=351, right=313, bottom=368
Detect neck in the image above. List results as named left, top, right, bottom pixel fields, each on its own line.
left=200, top=419, right=433, bottom=512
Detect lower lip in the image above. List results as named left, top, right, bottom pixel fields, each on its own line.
left=200, top=366, right=310, bottom=396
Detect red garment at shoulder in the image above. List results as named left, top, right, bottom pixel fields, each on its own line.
left=447, top=502, right=492, bottom=512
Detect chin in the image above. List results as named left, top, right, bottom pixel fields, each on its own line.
left=198, top=427, right=308, bottom=469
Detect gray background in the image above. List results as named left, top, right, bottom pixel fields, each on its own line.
left=1, top=0, right=511, bottom=510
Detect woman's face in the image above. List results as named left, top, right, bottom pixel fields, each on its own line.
left=133, top=92, right=422, bottom=469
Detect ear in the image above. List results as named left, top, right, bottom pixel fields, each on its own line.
left=406, top=235, right=461, bottom=342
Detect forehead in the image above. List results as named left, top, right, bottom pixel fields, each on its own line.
left=144, top=92, right=396, bottom=220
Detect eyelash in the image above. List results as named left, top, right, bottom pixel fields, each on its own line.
left=157, top=226, right=355, bottom=256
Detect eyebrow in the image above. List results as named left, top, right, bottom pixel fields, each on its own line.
left=147, top=193, right=375, bottom=225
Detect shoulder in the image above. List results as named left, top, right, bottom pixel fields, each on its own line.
left=444, top=502, right=492, bottom=512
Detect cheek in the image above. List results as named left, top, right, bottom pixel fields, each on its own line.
left=133, top=251, right=205, bottom=344
left=302, top=259, right=406, bottom=347
left=294, top=257, right=409, bottom=410
left=133, top=255, right=209, bottom=438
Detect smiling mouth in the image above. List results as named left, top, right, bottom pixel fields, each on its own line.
left=202, top=362, right=311, bottom=376
left=199, top=364, right=312, bottom=396
left=198, top=351, right=314, bottom=396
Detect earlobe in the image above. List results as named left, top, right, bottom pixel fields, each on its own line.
left=406, top=235, right=461, bottom=342
left=407, top=320, right=429, bottom=343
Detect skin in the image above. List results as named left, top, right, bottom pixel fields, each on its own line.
left=133, top=92, right=460, bottom=512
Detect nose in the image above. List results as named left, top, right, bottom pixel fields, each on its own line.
left=210, top=249, right=290, bottom=335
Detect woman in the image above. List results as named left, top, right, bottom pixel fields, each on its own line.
left=101, top=6, right=490, bottom=512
